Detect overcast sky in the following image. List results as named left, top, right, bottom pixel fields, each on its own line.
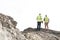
left=0, top=0, right=60, bottom=31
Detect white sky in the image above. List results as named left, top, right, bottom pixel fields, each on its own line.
left=0, top=0, right=60, bottom=31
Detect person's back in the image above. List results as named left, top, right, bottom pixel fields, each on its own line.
left=44, top=17, right=49, bottom=23
left=36, top=13, right=42, bottom=31
left=44, top=15, right=49, bottom=29
left=37, top=15, right=42, bottom=22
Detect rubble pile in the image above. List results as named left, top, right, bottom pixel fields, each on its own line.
left=0, top=13, right=60, bottom=40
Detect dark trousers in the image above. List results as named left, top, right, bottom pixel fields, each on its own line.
left=37, top=22, right=41, bottom=31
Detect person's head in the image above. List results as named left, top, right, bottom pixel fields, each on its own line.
left=45, top=15, right=47, bottom=17
left=39, top=13, right=41, bottom=15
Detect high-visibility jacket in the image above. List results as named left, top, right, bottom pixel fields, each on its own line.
left=44, top=17, right=49, bottom=23
left=37, top=15, right=42, bottom=22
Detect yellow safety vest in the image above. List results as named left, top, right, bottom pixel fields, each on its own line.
left=44, top=17, right=49, bottom=23
left=37, top=15, right=42, bottom=22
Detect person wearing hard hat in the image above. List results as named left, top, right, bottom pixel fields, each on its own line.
left=44, top=15, right=49, bottom=29
left=36, top=13, right=43, bottom=31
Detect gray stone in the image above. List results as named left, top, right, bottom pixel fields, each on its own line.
left=0, top=13, right=60, bottom=40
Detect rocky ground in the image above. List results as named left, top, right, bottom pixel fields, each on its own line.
left=0, top=13, right=27, bottom=40
left=23, top=28, right=60, bottom=40
left=0, top=13, right=60, bottom=40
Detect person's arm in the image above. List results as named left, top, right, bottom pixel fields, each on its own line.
left=44, top=18, right=45, bottom=21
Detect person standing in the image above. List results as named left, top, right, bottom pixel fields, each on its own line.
left=44, top=15, right=49, bottom=29
left=36, top=13, right=43, bottom=31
